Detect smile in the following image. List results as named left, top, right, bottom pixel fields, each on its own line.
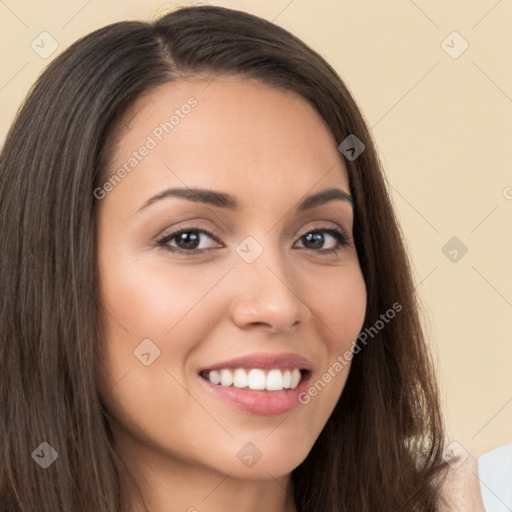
left=198, top=352, right=312, bottom=415
left=200, top=368, right=303, bottom=391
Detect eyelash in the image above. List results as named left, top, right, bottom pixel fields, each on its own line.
left=156, top=225, right=350, bottom=256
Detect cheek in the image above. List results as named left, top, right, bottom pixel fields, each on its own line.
left=95, top=246, right=231, bottom=404
left=98, top=246, right=230, bottom=342
left=96, top=251, right=234, bottom=458
left=309, top=262, right=367, bottom=354
left=295, top=263, right=366, bottom=429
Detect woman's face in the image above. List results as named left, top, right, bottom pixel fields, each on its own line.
left=96, top=76, right=366, bottom=480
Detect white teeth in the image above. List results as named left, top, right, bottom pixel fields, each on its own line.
left=248, top=369, right=266, bottom=390
left=204, top=368, right=304, bottom=391
left=283, top=370, right=291, bottom=389
left=220, top=369, right=233, bottom=387
left=266, top=369, right=283, bottom=390
left=290, top=369, right=301, bottom=389
left=209, top=370, right=221, bottom=385
left=233, top=368, right=248, bottom=388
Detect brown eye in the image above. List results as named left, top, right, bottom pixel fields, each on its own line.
left=158, top=228, right=221, bottom=253
left=295, top=228, right=349, bottom=254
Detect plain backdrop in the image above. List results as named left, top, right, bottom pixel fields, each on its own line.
left=1, top=0, right=511, bottom=460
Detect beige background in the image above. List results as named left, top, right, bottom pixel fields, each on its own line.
left=1, top=0, right=511, bottom=459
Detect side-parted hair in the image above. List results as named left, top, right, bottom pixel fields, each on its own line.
left=0, top=5, right=448, bottom=511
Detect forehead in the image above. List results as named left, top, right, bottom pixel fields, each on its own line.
left=107, top=76, right=349, bottom=208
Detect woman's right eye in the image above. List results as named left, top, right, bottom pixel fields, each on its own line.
left=157, top=228, right=222, bottom=254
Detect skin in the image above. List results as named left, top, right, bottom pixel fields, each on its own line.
left=96, top=76, right=367, bottom=512
left=438, top=452, right=486, bottom=511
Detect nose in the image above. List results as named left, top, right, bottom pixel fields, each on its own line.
left=228, top=248, right=312, bottom=334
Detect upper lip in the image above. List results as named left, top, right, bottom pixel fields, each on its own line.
left=200, top=352, right=313, bottom=372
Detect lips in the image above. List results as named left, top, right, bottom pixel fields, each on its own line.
left=198, top=352, right=312, bottom=416
left=199, top=352, right=312, bottom=372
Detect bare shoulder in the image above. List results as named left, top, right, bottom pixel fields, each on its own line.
left=437, top=449, right=486, bottom=512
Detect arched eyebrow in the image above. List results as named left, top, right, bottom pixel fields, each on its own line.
left=136, top=186, right=352, bottom=213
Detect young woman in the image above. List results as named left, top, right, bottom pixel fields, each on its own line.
left=0, top=5, right=484, bottom=512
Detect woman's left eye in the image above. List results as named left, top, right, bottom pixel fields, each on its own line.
left=157, top=226, right=350, bottom=255
left=294, top=228, right=350, bottom=254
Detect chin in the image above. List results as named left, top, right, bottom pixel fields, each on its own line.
left=206, top=429, right=316, bottom=480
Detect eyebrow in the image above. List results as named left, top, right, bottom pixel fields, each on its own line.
left=136, top=186, right=352, bottom=213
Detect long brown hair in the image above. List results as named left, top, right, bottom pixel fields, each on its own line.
left=0, top=5, right=448, bottom=511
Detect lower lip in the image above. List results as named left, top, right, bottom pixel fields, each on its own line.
left=199, top=372, right=311, bottom=416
